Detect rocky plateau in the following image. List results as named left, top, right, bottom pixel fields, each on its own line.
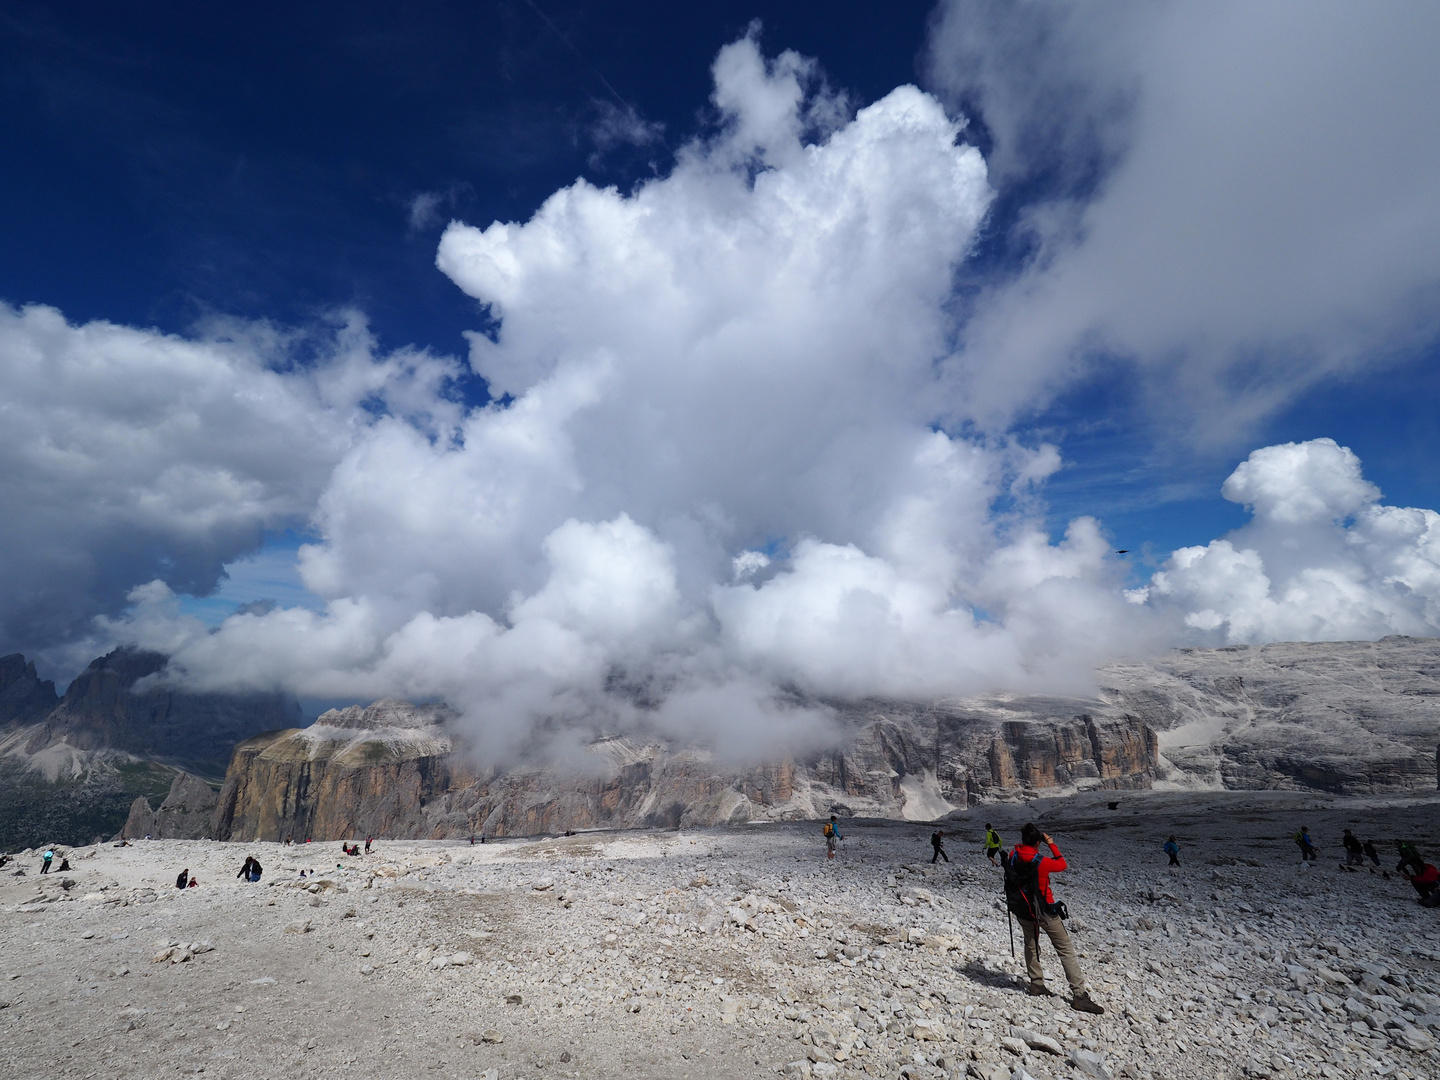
left=3, top=789, right=1439, bottom=1080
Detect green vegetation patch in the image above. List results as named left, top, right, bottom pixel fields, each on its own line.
left=360, top=740, right=392, bottom=761
left=113, top=758, right=179, bottom=801
left=0, top=759, right=179, bottom=852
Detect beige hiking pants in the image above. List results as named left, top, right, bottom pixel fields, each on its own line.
left=1016, top=913, right=1087, bottom=995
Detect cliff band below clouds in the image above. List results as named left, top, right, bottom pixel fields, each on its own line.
left=209, top=637, right=1440, bottom=843
left=209, top=696, right=1160, bottom=842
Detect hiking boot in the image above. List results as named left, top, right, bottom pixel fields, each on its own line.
left=1026, top=984, right=1054, bottom=997
left=1071, top=993, right=1105, bottom=1015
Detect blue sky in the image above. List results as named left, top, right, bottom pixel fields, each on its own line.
left=6, top=1, right=1433, bottom=582
left=3, top=2, right=1439, bottom=723
left=1, top=2, right=933, bottom=368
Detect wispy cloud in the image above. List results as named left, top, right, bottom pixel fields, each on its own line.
left=588, top=99, right=664, bottom=154
left=405, top=183, right=471, bottom=233
left=927, top=0, right=1440, bottom=441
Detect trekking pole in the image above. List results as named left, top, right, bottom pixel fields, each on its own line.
left=1007, top=909, right=1015, bottom=959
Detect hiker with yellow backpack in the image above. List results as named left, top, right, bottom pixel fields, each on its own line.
left=822, top=815, right=842, bottom=860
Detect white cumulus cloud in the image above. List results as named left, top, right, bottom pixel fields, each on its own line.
left=1137, top=439, right=1440, bottom=642
left=0, top=303, right=459, bottom=663
left=13, top=28, right=1440, bottom=766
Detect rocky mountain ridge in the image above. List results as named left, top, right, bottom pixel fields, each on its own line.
left=209, top=694, right=1161, bottom=842
left=1101, top=636, right=1440, bottom=794
left=209, top=637, right=1440, bottom=842
left=9, top=647, right=301, bottom=780
left=8, top=637, right=1440, bottom=848
left=0, top=647, right=302, bottom=850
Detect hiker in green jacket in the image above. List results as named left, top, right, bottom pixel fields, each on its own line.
left=984, top=824, right=1002, bottom=865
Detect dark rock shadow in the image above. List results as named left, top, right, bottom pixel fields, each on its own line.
left=955, top=958, right=1025, bottom=992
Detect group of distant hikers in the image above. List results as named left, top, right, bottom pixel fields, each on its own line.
left=816, top=815, right=1439, bottom=1016
left=0, top=847, right=76, bottom=874
left=171, top=843, right=375, bottom=888
left=19, top=803, right=1435, bottom=1031
left=1286, top=825, right=1439, bottom=902
left=155, top=836, right=378, bottom=893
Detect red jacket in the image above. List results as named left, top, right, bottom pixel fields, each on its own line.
left=1012, top=842, right=1067, bottom=906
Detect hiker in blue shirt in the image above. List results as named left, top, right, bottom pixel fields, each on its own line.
left=1295, top=826, right=1317, bottom=863
left=1163, top=836, right=1180, bottom=867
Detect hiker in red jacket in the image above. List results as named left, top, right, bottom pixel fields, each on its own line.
left=1003, top=823, right=1103, bottom=1014
left=1403, top=862, right=1440, bottom=903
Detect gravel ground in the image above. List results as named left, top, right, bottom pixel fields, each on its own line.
left=3, top=788, right=1440, bottom=1080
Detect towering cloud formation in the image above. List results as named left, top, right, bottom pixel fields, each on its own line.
left=5, top=28, right=1440, bottom=762
left=89, top=34, right=1148, bottom=754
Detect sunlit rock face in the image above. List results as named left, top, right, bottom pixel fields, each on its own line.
left=1101, top=636, right=1440, bottom=794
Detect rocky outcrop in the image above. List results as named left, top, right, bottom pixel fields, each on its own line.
left=117, top=771, right=221, bottom=840
left=1100, top=636, right=1440, bottom=795
left=212, top=697, right=1160, bottom=841
left=211, top=701, right=457, bottom=842
left=15, top=646, right=302, bottom=779
left=0, top=653, right=59, bottom=728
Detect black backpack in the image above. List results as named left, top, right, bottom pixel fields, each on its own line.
left=1003, top=850, right=1067, bottom=920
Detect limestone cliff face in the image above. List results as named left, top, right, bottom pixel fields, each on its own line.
left=211, top=697, right=1160, bottom=841
left=211, top=701, right=459, bottom=841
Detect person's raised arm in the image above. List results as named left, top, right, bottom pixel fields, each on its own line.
left=1041, top=833, right=1068, bottom=872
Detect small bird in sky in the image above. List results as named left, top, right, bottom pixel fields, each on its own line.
left=1115, top=550, right=1130, bottom=554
